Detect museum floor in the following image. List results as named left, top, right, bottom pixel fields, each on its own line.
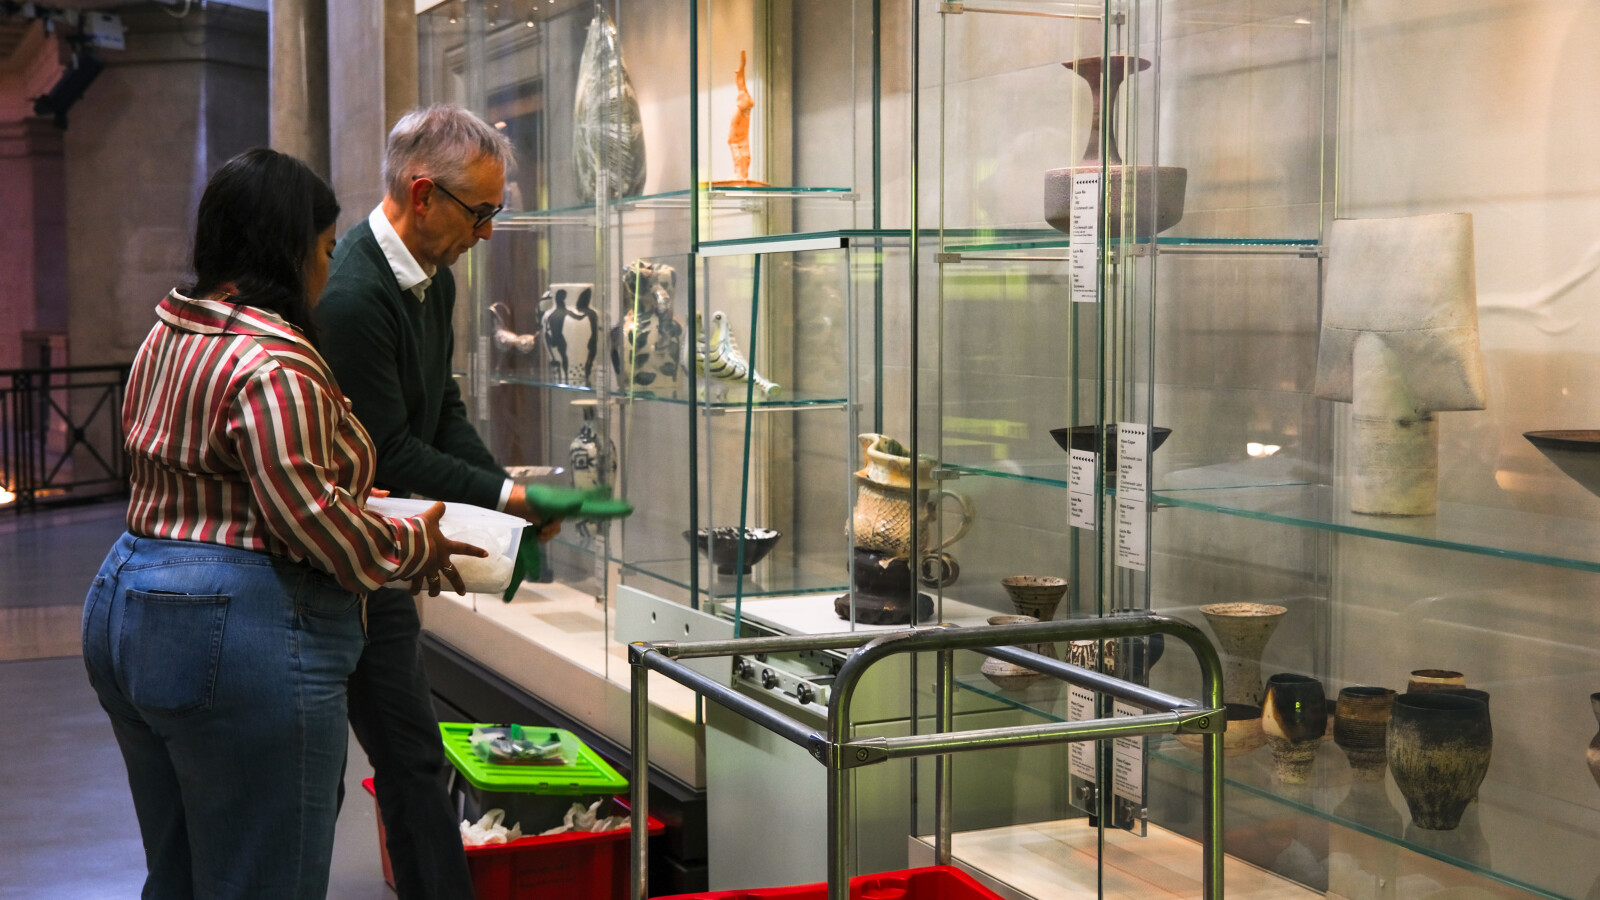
left=0, top=500, right=391, bottom=899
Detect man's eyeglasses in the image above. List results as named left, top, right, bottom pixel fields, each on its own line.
left=415, top=176, right=503, bottom=230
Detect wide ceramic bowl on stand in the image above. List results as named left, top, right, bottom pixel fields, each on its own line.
left=685, top=527, right=782, bottom=576
left=1175, top=703, right=1266, bottom=757
left=1525, top=430, right=1600, bottom=497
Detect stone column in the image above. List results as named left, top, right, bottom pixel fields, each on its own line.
left=269, top=0, right=330, bottom=178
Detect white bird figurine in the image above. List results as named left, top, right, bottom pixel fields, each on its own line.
left=696, top=310, right=779, bottom=397
left=489, top=302, right=540, bottom=354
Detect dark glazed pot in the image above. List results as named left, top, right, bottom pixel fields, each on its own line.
left=1406, top=668, right=1465, bottom=693
left=1388, top=691, right=1492, bottom=831
left=1261, top=673, right=1327, bottom=784
left=1334, top=685, right=1396, bottom=782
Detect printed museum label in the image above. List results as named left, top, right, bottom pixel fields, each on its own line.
left=1070, top=172, right=1100, bottom=304
left=1115, top=497, right=1147, bottom=571
left=1112, top=700, right=1145, bottom=804
left=1117, top=421, right=1149, bottom=502
left=1068, top=686, right=1097, bottom=782
left=1069, top=449, right=1096, bottom=530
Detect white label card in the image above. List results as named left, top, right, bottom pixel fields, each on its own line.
left=1069, top=449, right=1096, bottom=531
left=1117, top=421, right=1149, bottom=503
left=1115, top=497, right=1148, bottom=571
left=1070, top=172, right=1100, bottom=304
left=1112, top=701, right=1145, bottom=804
left=1068, top=686, right=1097, bottom=782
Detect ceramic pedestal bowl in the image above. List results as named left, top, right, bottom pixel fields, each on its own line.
left=1175, top=703, right=1266, bottom=758
left=685, top=527, right=782, bottom=575
left=1050, top=425, right=1173, bottom=482
left=1000, top=575, right=1069, bottom=621
left=1525, top=431, right=1600, bottom=498
left=1044, top=165, right=1188, bottom=240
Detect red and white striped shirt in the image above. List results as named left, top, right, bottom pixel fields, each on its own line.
left=124, top=291, right=435, bottom=594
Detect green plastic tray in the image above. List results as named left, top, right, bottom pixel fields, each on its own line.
left=440, top=723, right=628, bottom=795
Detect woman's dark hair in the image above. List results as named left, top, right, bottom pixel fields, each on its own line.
left=187, top=148, right=339, bottom=342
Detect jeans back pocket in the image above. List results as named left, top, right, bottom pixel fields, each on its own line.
left=118, top=590, right=230, bottom=716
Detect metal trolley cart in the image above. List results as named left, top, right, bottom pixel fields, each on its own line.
left=626, top=615, right=1227, bottom=900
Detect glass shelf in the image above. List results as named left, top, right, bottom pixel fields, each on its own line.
left=943, top=458, right=1074, bottom=489
left=955, top=672, right=1591, bottom=900
left=938, top=232, right=1320, bottom=260
left=620, top=553, right=849, bottom=600
left=493, top=186, right=858, bottom=231
left=697, top=228, right=912, bottom=257
left=490, top=374, right=849, bottom=411
left=1154, top=482, right=1600, bottom=573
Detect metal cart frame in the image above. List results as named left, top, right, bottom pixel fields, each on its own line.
left=628, top=615, right=1226, bottom=900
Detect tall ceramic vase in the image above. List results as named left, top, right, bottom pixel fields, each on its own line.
left=1262, top=673, right=1327, bottom=784
left=1334, top=685, right=1396, bottom=782
left=1388, top=692, right=1492, bottom=831
left=1199, top=602, right=1287, bottom=706
left=1587, top=692, right=1600, bottom=791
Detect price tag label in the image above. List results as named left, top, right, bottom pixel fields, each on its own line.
left=1112, top=700, right=1145, bottom=804
left=1068, top=686, right=1097, bottom=782
left=1070, top=172, right=1100, bottom=304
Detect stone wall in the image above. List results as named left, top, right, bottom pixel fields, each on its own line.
left=63, top=5, right=268, bottom=366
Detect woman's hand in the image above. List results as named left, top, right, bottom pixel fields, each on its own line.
left=410, top=501, right=488, bottom=596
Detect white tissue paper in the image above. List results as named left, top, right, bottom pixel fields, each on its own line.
left=460, top=808, right=524, bottom=846
left=367, top=497, right=525, bottom=592
left=539, top=800, right=632, bottom=836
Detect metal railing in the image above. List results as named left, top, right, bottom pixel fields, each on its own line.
left=0, top=364, right=130, bottom=511
left=627, top=615, right=1226, bottom=900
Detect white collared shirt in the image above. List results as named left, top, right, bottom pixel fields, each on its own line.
left=364, top=206, right=517, bottom=512
left=368, top=206, right=435, bottom=302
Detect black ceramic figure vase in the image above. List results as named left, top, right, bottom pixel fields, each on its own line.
left=1334, top=685, right=1396, bottom=782
left=834, top=547, right=933, bottom=625
left=1262, top=673, right=1327, bottom=784
left=1388, top=691, right=1492, bottom=831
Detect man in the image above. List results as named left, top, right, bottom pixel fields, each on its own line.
left=316, top=105, right=589, bottom=899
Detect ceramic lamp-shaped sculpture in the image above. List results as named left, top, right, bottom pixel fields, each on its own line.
left=1199, top=602, right=1288, bottom=706
left=1388, top=691, right=1492, bottom=831
left=1043, top=56, right=1186, bottom=239
left=1315, top=214, right=1487, bottom=516
left=1262, top=673, right=1327, bottom=784
left=1334, top=686, right=1396, bottom=782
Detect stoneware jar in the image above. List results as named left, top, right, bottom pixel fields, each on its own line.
left=1388, top=691, right=1492, bottom=831
left=1334, top=685, right=1397, bottom=782
left=1261, top=672, right=1327, bottom=784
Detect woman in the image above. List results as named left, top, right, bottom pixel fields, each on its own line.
left=81, top=148, right=482, bottom=900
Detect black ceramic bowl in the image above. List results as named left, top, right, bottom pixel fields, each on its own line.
left=685, top=527, right=782, bottom=575
left=1050, top=425, right=1173, bottom=470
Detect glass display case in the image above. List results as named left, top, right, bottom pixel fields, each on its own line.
left=419, top=0, right=1600, bottom=895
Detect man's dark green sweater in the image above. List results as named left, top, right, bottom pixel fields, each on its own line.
left=316, top=219, right=505, bottom=509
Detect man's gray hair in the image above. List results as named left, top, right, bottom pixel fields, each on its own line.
left=383, top=105, right=515, bottom=200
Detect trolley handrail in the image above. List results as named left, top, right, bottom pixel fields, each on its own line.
left=628, top=615, right=1225, bottom=900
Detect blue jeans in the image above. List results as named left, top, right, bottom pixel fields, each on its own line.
left=81, top=532, right=365, bottom=900
left=346, top=586, right=474, bottom=900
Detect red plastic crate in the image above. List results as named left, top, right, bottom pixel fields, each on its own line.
left=650, top=866, right=1003, bottom=900
left=362, top=777, right=663, bottom=900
